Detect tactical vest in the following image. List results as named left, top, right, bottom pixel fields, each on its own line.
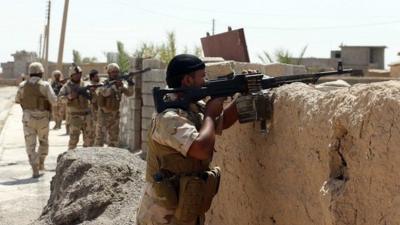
left=145, top=107, right=210, bottom=182
left=97, top=87, right=122, bottom=112
left=21, top=81, right=51, bottom=111
left=66, top=82, right=89, bottom=110
left=51, top=81, right=63, bottom=96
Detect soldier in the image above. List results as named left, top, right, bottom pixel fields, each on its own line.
left=94, top=63, right=134, bottom=147
left=59, top=64, right=95, bottom=150
left=88, top=69, right=101, bottom=123
left=50, top=70, right=64, bottom=129
left=136, top=54, right=239, bottom=225
left=15, top=62, right=57, bottom=178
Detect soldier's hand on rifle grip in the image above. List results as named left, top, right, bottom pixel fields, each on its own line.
left=127, top=79, right=135, bottom=86
left=205, top=97, right=225, bottom=119
left=115, top=80, right=123, bottom=88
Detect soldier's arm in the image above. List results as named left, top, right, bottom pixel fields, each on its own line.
left=221, top=100, right=238, bottom=129
left=121, top=83, right=134, bottom=97
left=44, top=83, right=57, bottom=105
left=15, top=84, right=24, bottom=104
left=58, top=84, right=69, bottom=103
left=187, top=97, right=225, bottom=160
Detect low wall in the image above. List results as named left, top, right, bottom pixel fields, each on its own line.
left=206, top=81, right=400, bottom=225
left=0, top=79, right=17, bottom=86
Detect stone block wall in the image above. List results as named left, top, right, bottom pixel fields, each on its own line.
left=140, top=59, right=166, bottom=153
left=390, top=64, right=400, bottom=77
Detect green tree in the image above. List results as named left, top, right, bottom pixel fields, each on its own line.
left=72, top=50, right=82, bottom=64
left=258, top=45, right=308, bottom=65
left=116, top=41, right=131, bottom=73
left=133, top=42, right=158, bottom=59
left=193, top=45, right=203, bottom=57
left=158, top=31, right=177, bottom=64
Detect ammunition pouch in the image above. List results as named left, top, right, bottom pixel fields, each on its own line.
left=235, top=93, right=273, bottom=132
left=174, top=167, right=221, bottom=223
left=153, top=177, right=179, bottom=209
left=151, top=167, right=221, bottom=222
left=98, top=94, right=120, bottom=111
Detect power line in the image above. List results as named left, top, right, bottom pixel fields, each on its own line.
left=238, top=20, right=400, bottom=31
left=110, top=0, right=400, bottom=31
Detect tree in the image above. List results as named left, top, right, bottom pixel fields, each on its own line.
left=258, top=45, right=308, bottom=65
left=116, top=41, right=131, bottom=73
left=73, top=50, right=98, bottom=64
left=133, top=42, right=158, bottom=59
left=158, top=31, right=177, bottom=64
left=72, top=50, right=82, bottom=64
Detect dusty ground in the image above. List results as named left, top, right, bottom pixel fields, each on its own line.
left=0, top=86, right=17, bottom=133
left=0, top=103, right=75, bottom=225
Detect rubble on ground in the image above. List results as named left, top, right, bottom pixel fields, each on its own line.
left=31, top=147, right=146, bottom=225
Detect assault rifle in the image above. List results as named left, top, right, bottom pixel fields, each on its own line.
left=61, top=84, right=103, bottom=100
left=106, top=67, right=151, bottom=86
left=75, top=84, right=103, bottom=100
left=153, top=62, right=361, bottom=132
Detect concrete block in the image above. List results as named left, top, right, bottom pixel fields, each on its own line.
left=143, top=82, right=165, bottom=95
left=142, top=69, right=167, bottom=83
left=142, top=106, right=155, bottom=118
left=143, top=59, right=166, bottom=69
left=142, top=93, right=154, bottom=106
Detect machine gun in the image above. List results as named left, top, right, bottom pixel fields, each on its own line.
left=106, top=67, right=151, bottom=87
left=153, top=62, right=361, bottom=132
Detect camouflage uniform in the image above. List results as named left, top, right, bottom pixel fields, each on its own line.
left=15, top=62, right=57, bottom=177
left=94, top=81, right=133, bottom=147
left=59, top=80, right=95, bottom=150
left=89, top=80, right=101, bottom=123
left=50, top=71, right=65, bottom=129
left=137, top=102, right=223, bottom=225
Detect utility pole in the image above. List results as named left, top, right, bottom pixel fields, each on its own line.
left=38, top=34, right=43, bottom=60
left=57, top=0, right=70, bottom=70
left=212, top=18, right=215, bottom=35
left=43, top=0, right=51, bottom=79
left=41, top=25, right=46, bottom=60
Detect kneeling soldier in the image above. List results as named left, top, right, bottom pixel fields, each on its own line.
left=137, top=54, right=238, bottom=225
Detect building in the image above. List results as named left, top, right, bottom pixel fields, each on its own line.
left=1, top=50, right=108, bottom=80
left=293, top=45, right=386, bottom=74
left=1, top=51, right=38, bottom=79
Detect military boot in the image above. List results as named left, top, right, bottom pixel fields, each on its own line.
left=38, top=157, right=46, bottom=171
left=32, top=164, right=40, bottom=178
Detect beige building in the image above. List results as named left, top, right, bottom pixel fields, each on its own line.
left=389, top=61, right=400, bottom=77
left=1, top=51, right=108, bottom=80
left=293, top=45, right=386, bottom=74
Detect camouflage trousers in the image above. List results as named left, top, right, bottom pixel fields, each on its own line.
left=68, top=112, right=95, bottom=150
left=94, top=110, right=120, bottom=147
left=22, top=113, right=50, bottom=169
left=52, top=101, right=65, bottom=123
left=137, top=183, right=204, bottom=225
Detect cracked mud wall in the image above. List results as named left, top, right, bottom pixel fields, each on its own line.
left=206, top=81, right=400, bottom=225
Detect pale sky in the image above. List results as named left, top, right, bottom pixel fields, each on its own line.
left=1, top=0, right=400, bottom=68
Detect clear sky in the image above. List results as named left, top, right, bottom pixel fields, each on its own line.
left=1, top=0, right=400, bottom=68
